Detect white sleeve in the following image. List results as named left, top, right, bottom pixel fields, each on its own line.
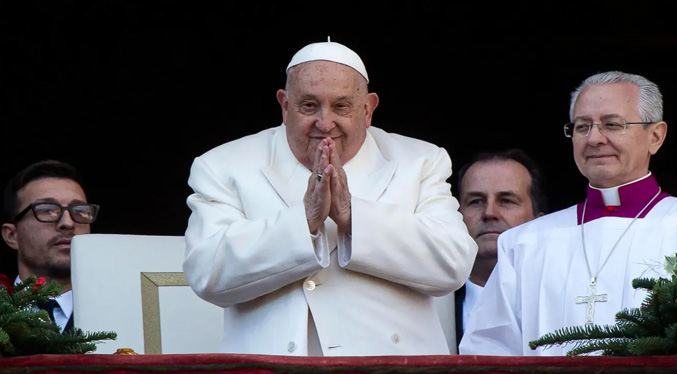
left=182, top=156, right=329, bottom=308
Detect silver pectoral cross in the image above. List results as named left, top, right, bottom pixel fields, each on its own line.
left=575, top=277, right=608, bottom=325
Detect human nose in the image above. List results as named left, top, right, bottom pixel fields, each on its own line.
left=57, top=208, right=76, bottom=229
left=586, top=123, right=608, bottom=144
left=314, top=108, right=337, bottom=132
left=481, top=201, right=499, bottom=220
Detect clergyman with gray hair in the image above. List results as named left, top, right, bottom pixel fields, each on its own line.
left=460, top=71, right=677, bottom=356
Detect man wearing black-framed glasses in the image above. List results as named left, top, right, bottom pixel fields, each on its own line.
left=1, top=159, right=99, bottom=334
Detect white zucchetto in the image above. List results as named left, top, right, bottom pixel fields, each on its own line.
left=286, top=37, right=369, bottom=83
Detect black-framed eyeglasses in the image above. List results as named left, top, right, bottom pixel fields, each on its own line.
left=12, top=202, right=100, bottom=224
left=563, top=120, right=654, bottom=138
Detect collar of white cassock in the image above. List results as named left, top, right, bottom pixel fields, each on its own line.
left=577, top=172, right=668, bottom=224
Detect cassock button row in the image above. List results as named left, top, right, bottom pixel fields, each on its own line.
left=391, top=333, right=400, bottom=344
left=287, top=341, right=296, bottom=352
left=304, top=280, right=316, bottom=291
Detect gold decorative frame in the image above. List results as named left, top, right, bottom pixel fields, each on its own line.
left=140, top=272, right=189, bottom=354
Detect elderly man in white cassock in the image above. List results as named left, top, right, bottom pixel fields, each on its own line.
left=459, top=71, right=676, bottom=356
left=182, top=38, right=477, bottom=356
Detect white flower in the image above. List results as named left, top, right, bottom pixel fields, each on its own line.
left=664, top=253, right=677, bottom=277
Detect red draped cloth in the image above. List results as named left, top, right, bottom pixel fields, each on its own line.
left=0, top=353, right=675, bottom=374
left=0, top=273, right=13, bottom=294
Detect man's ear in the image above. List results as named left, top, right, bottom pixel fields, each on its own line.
left=2, top=223, right=19, bottom=251
left=648, top=121, right=667, bottom=155
left=276, top=89, right=289, bottom=122
left=364, top=92, right=379, bottom=127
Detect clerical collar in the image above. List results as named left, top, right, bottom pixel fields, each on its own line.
left=577, top=172, right=667, bottom=224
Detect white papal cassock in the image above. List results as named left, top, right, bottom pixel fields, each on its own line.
left=459, top=173, right=677, bottom=356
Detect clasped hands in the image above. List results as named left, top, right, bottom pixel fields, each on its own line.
left=304, top=137, right=351, bottom=235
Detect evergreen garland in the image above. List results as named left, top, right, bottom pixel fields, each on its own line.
left=0, top=275, right=117, bottom=357
left=529, top=254, right=677, bottom=357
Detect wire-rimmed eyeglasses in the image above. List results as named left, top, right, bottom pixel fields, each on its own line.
left=12, top=202, right=100, bottom=224
left=563, top=120, right=654, bottom=138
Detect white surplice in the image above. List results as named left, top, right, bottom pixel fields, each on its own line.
left=459, top=195, right=677, bottom=356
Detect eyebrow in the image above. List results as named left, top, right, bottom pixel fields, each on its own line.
left=461, top=191, right=487, bottom=203
left=31, top=198, right=88, bottom=205
left=463, top=191, right=487, bottom=199
left=297, top=94, right=355, bottom=102
left=463, top=190, right=522, bottom=200
left=573, top=113, right=624, bottom=122
left=495, top=191, right=522, bottom=201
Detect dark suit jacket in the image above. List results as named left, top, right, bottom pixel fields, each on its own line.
left=454, top=284, right=466, bottom=350
left=64, top=313, right=74, bottom=332
left=39, top=301, right=74, bottom=333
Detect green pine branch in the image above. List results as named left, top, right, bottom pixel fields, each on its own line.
left=632, top=277, right=657, bottom=291
left=528, top=324, right=628, bottom=351
left=0, top=275, right=117, bottom=357
left=566, top=338, right=632, bottom=357
left=627, top=336, right=676, bottom=356
left=617, top=307, right=665, bottom=338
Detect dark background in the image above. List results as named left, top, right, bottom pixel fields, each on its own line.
left=2, top=1, right=676, bottom=276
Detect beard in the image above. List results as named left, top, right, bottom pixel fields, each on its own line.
left=21, top=252, right=71, bottom=281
